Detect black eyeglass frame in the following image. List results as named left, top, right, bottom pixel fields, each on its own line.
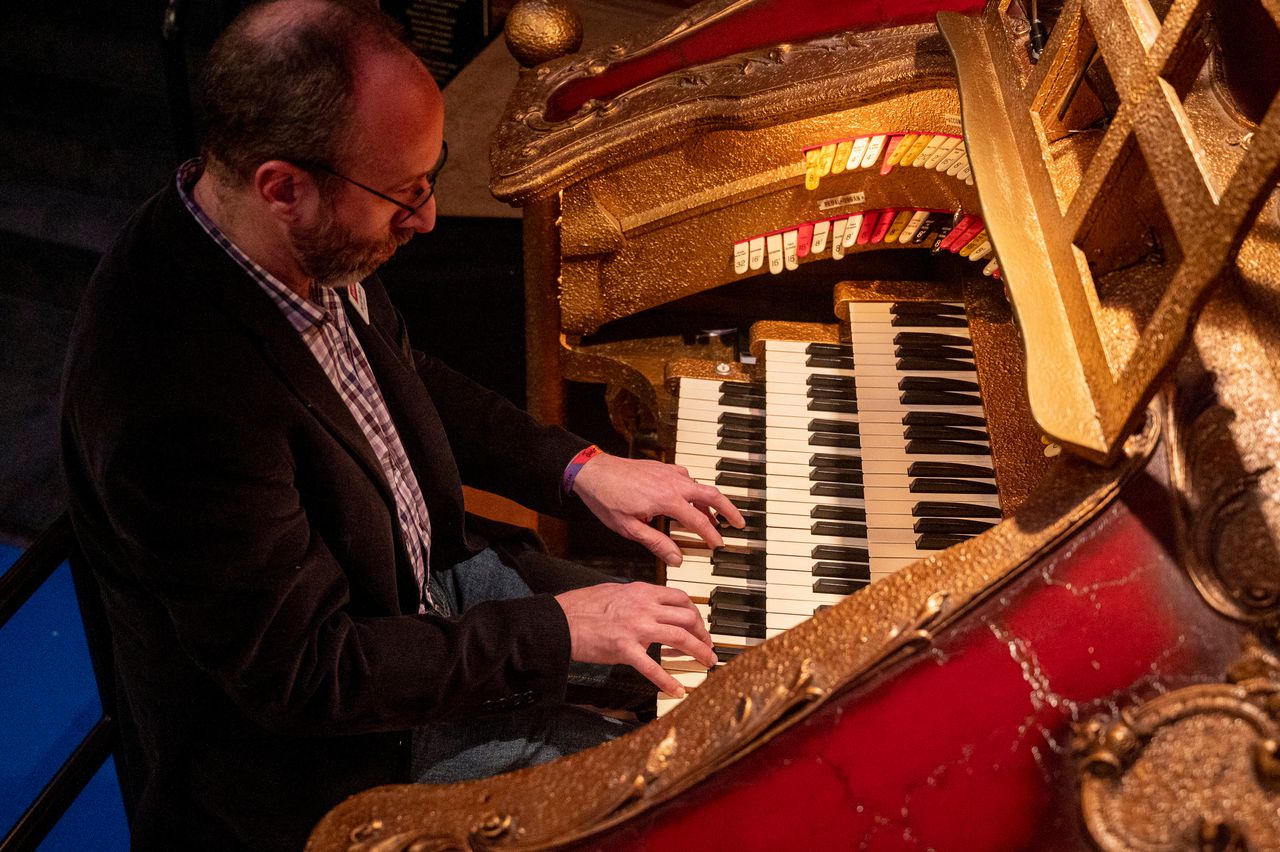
left=301, top=140, right=448, bottom=219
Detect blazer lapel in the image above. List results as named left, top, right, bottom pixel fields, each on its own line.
left=160, top=186, right=396, bottom=508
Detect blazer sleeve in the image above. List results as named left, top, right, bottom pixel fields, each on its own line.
left=73, top=396, right=574, bottom=737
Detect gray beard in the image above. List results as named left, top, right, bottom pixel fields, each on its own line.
left=290, top=202, right=413, bottom=288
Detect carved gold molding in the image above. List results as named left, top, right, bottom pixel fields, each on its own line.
left=492, top=21, right=959, bottom=204
left=1073, top=637, right=1280, bottom=851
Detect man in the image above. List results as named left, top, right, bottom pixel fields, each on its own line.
left=60, top=1, right=741, bottom=848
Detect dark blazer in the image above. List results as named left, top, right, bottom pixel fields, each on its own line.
left=61, top=180, right=596, bottom=850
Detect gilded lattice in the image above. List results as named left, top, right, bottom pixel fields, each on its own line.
left=939, top=0, right=1280, bottom=463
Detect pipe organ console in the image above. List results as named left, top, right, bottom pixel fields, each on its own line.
left=310, top=0, right=1280, bottom=847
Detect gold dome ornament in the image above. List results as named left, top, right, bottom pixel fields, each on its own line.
left=504, top=0, right=583, bottom=68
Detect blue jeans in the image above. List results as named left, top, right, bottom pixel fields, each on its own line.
left=412, top=547, right=644, bottom=783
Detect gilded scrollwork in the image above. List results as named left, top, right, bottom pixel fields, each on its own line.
left=1072, top=637, right=1280, bottom=851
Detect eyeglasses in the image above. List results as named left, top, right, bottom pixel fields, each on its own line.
left=303, top=141, right=448, bottom=220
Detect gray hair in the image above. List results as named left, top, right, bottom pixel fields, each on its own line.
left=195, top=0, right=408, bottom=185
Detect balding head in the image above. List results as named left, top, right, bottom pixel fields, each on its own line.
left=195, top=0, right=418, bottom=185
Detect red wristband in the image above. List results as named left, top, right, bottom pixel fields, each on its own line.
left=563, top=445, right=602, bottom=494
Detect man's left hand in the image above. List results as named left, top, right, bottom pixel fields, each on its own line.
left=570, top=452, right=745, bottom=566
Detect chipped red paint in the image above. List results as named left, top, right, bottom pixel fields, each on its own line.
left=544, top=0, right=986, bottom=122
left=592, top=482, right=1239, bottom=850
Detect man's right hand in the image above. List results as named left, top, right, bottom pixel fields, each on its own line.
left=554, top=582, right=716, bottom=697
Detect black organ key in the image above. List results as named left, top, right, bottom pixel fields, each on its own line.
left=811, top=504, right=867, bottom=522
left=811, top=521, right=867, bottom=538
left=714, top=646, right=744, bottom=663
left=716, top=458, right=766, bottom=476
left=896, top=356, right=978, bottom=372
left=912, top=213, right=947, bottom=244
left=903, top=425, right=990, bottom=442
left=910, top=478, right=999, bottom=495
left=807, top=418, right=859, bottom=435
left=712, top=546, right=766, bottom=569
left=717, top=438, right=764, bottom=454
left=711, top=558, right=766, bottom=581
left=813, top=578, right=867, bottom=595
left=892, top=314, right=968, bottom=328
left=722, top=524, right=767, bottom=542
left=810, top=467, right=863, bottom=484
left=906, top=462, right=995, bottom=479
left=719, top=382, right=764, bottom=407
left=812, top=544, right=870, bottom=563
left=900, top=390, right=982, bottom=407
left=916, top=532, right=971, bottom=550
left=809, top=453, right=862, bottom=470
left=812, top=562, right=870, bottom=580
left=891, top=301, right=966, bottom=317
left=905, top=440, right=991, bottom=456
left=899, top=376, right=980, bottom=393
left=808, top=399, right=859, bottom=414
left=709, top=618, right=766, bottom=639
left=715, top=472, right=767, bottom=489
left=894, top=345, right=975, bottom=360
left=893, top=331, right=972, bottom=347
left=806, top=354, right=856, bottom=369
left=913, top=500, right=1002, bottom=519
left=710, top=586, right=766, bottom=610
left=719, top=412, right=765, bottom=430
left=809, top=433, right=861, bottom=448
left=811, top=482, right=864, bottom=498
left=806, top=342, right=855, bottom=357
left=903, top=411, right=987, bottom=428
left=808, top=386, right=858, bottom=401
left=913, top=518, right=997, bottom=535
left=717, top=423, right=764, bottom=440
left=729, top=496, right=767, bottom=513
left=807, top=374, right=856, bottom=390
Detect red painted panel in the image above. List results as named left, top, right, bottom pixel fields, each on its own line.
left=589, top=490, right=1240, bottom=850
left=545, top=0, right=985, bottom=121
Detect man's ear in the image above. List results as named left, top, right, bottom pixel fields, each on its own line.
left=254, top=160, right=314, bottom=222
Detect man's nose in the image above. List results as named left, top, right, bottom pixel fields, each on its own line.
left=407, top=196, right=436, bottom=233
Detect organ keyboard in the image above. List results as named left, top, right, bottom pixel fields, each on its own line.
left=660, top=296, right=1006, bottom=712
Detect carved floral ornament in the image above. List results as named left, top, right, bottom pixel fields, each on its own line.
left=1072, top=636, right=1280, bottom=851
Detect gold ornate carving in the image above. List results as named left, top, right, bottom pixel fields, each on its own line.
left=938, top=0, right=1280, bottom=464
left=1072, top=637, right=1280, bottom=851
left=492, top=21, right=963, bottom=204
left=308, top=415, right=1161, bottom=851
left=503, top=0, right=583, bottom=69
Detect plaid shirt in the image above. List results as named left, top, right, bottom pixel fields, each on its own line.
left=177, top=160, right=435, bottom=612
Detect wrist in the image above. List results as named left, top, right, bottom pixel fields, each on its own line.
left=562, top=445, right=603, bottom=495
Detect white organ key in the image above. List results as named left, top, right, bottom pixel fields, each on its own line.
left=842, top=214, right=862, bottom=248
left=968, top=240, right=993, bottom=261
left=912, top=134, right=944, bottom=167
left=748, top=236, right=766, bottom=270
left=936, top=140, right=967, bottom=172
left=861, top=134, right=887, bottom=168
left=831, top=218, right=847, bottom=259
left=766, top=233, right=784, bottom=274
left=846, top=136, right=869, bottom=170
left=783, top=229, right=800, bottom=271
left=925, top=136, right=960, bottom=169
left=898, top=209, right=930, bottom=243
left=733, top=240, right=750, bottom=274
left=811, top=220, right=831, bottom=254
left=983, top=257, right=1000, bottom=276
left=947, top=153, right=968, bottom=177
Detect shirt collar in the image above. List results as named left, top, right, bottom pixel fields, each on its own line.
left=175, top=158, right=329, bottom=334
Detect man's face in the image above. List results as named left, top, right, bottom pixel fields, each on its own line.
left=287, top=50, right=444, bottom=288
